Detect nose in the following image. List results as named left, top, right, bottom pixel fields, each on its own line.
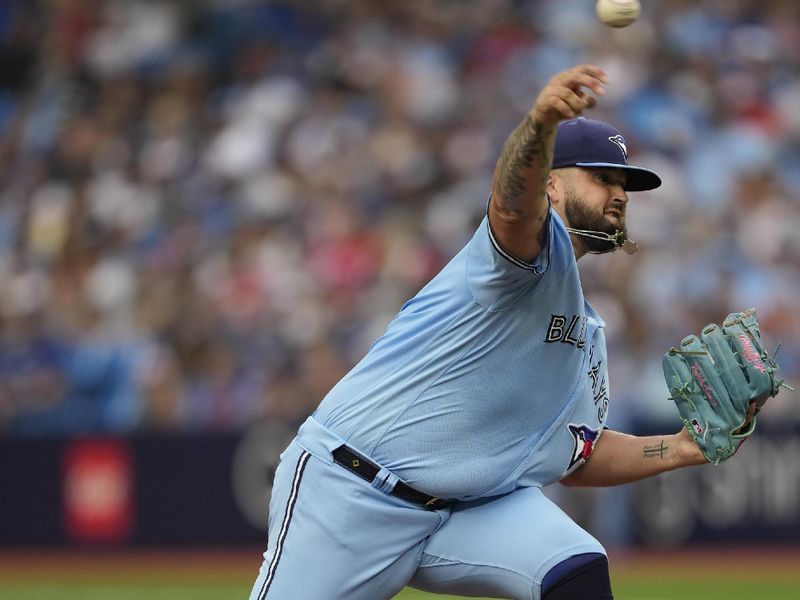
left=611, top=186, right=628, bottom=210
left=611, top=186, right=628, bottom=207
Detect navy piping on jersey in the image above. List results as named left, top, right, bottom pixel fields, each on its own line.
left=486, top=218, right=538, bottom=271
left=485, top=193, right=553, bottom=274
left=258, top=451, right=310, bottom=599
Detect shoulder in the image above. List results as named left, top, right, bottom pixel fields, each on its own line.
left=463, top=209, right=575, bottom=309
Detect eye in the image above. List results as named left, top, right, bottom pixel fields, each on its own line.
left=594, top=172, right=609, bottom=184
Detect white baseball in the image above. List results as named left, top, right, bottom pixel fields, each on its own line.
left=596, top=0, right=641, bottom=28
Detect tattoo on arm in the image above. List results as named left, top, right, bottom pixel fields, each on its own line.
left=642, top=441, right=669, bottom=459
left=494, top=116, right=552, bottom=216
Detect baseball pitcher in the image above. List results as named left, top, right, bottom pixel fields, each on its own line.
left=249, top=64, right=789, bottom=600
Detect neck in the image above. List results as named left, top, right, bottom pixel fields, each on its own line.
left=571, top=237, right=588, bottom=261
left=552, top=204, right=588, bottom=260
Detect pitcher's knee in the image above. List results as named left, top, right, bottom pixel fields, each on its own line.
left=541, top=552, right=612, bottom=600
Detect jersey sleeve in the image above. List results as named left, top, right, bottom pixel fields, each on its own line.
left=466, top=206, right=574, bottom=309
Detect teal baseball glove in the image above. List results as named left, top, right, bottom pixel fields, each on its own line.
left=662, top=308, right=791, bottom=464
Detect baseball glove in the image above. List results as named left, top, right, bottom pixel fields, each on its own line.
left=662, top=308, right=791, bottom=464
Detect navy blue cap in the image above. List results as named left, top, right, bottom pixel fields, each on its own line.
left=552, top=117, right=661, bottom=192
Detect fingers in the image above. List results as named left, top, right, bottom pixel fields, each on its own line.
left=539, top=92, right=592, bottom=121
left=555, top=64, right=608, bottom=95
left=561, top=88, right=595, bottom=114
left=532, top=64, right=608, bottom=125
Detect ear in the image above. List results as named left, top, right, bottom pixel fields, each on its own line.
left=546, top=171, right=561, bottom=205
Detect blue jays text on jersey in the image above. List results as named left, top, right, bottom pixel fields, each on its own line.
left=544, top=314, right=588, bottom=347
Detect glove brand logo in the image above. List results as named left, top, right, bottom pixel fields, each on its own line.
left=691, top=364, right=717, bottom=408
left=566, top=423, right=600, bottom=472
left=690, top=418, right=704, bottom=435
left=738, top=335, right=767, bottom=374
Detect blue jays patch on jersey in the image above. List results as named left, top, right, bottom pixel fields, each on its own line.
left=567, top=423, right=600, bottom=473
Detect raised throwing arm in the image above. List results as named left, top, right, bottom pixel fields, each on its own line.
left=489, top=65, right=608, bottom=263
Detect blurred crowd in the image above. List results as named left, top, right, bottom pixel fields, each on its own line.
left=0, top=0, right=798, bottom=437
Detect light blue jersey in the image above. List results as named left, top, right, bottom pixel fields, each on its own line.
left=313, top=207, right=610, bottom=500
left=251, top=205, right=611, bottom=600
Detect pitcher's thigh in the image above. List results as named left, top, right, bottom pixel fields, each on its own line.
left=250, top=442, right=444, bottom=600
left=411, top=487, right=605, bottom=600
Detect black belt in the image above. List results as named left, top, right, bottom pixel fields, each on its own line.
left=332, top=445, right=454, bottom=510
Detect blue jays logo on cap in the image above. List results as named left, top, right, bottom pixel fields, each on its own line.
left=551, top=118, right=661, bottom=192
left=607, top=134, right=627, bottom=160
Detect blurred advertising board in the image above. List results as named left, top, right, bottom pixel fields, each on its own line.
left=0, top=421, right=798, bottom=546
left=0, top=422, right=295, bottom=546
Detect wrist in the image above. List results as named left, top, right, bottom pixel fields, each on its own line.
left=527, top=109, right=558, bottom=132
left=674, top=428, right=707, bottom=466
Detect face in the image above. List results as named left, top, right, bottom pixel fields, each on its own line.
left=554, top=168, right=629, bottom=255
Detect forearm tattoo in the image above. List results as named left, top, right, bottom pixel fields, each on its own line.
left=642, top=440, right=669, bottom=459
left=494, top=116, right=552, bottom=216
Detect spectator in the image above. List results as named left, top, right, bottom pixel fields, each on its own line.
left=0, top=0, right=797, bottom=437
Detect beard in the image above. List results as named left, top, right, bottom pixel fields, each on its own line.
left=563, top=189, right=627, bottom=255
